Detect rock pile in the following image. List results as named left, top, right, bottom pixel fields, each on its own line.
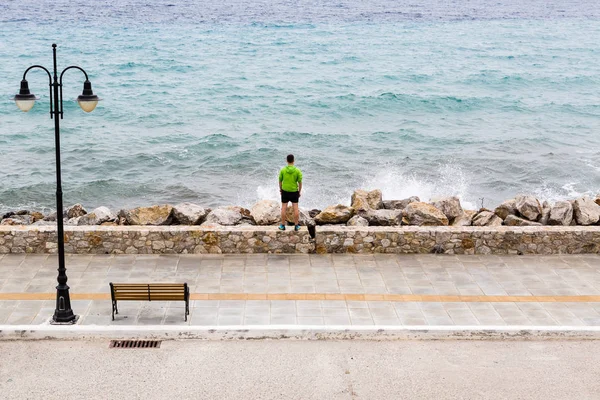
left=3, top=191, right=600, bottom=229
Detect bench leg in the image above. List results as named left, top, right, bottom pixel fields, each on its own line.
left=112, top=301, right=118, bottom=321
left=185, top=300, right=189, bottom=322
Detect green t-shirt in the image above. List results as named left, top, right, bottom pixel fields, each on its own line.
left=279, top=165, right=303, bottom=192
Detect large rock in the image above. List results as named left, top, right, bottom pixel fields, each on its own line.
left=573, top=197, right=600, bottom=225
left=67, top=217, right=82, bottom=226
left=548, top=201, right=573, bottom=226
left=251, top=200, right=281, bottom=225
left=32, top=220, right=56, bottom=226
left=432, top=196, right=463, bottom=223
left=67, top=204, right=87, bottom=219
left=314, top=205, right=355, bottom=224
left=347, top=215, right=369, bottom=226
left=205, top=206, right=244, bottom=226
left=472, top=211, right=503, bottom=226
left=124, top=205, right=173, bottom=226
left=539, top=201, right=551, bottom=225
left=351, top=189, right=383, bottom=212
left=29, top=212, right=44, bottom=223
left=1, top=217, right=28, bottom=225
left=308, top=209, right=321, bottom=218
left=285, top=207, right=314, bottom=227
left=362, top=209, right=402, bottom=226
left=78, top=206, right=115, bottom=225
left=173, top=203, right=209, bottom=225
left=451, top=210, right=476, bottom=226
left=404, top=202, right=448, bottom=226
left=515, top=195, right=542, bottom=221
left=504, top=215, right=542, bottom=227
left=382, top=196, right=420, bottom=210
left=494, top=199, right=517, bottom=220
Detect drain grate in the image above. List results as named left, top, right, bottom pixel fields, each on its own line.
left=110, top=340, right=161, bottom=349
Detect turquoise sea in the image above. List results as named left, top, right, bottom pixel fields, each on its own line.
left=1, top=1, right=600, bottom=213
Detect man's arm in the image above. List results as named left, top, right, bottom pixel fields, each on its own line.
left=278, top=170, right=283, bottom=192
left=298, top=182, right=302, bottom=197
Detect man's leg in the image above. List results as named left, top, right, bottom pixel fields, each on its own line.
left=293, top=203, right=299, bottom=226
left=281, top=202, right=288, bottom=226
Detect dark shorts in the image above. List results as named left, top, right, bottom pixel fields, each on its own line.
left=281, top=190, right=299, bottom=204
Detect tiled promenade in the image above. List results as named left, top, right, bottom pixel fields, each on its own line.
left=0, top=253, right=599, bottom=327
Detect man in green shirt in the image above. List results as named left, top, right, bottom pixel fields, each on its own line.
left=278, top=154, right=303, bottom=231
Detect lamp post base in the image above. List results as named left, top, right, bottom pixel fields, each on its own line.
left=52, top=288, right=77, bottom=324
left=50, top=314, right=79, bottom=325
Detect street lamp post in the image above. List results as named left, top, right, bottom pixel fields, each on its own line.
left=13, top=44, right=100, bottom=324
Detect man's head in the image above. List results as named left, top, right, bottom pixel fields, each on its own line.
left=287, top=154, right=294, bottom=164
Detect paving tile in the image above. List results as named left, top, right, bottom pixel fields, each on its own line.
left=323, top=308, right=349, bottom=317
left=324, top=316, right=351, bottom=325
left=244, top=315, right=270, bottom=325
left=218, top=316, right=243, bottom=325
left=297, top=316, right=324, bottom=325
left=349, top=308, right=372, bottom=319
left=297, top=308, right=323, bottom=317
left=270, top=315, right=297, bottom=325
left=218, top=308, right=244, bottom=318
left=350, top=317, right=374, bottom=325
left=400, top=317, right=429, bottom=326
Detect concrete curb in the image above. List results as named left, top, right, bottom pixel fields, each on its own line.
left=1, top=325, right=600, bottom=341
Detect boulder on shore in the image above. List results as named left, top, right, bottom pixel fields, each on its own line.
left=67, top=204, right=87, bottom=219
left=433, top=196, right=463, bottom=223
left=573, top=197, right=600, bottom=225
left=504, top=215, right=542, bottom=227
left=548, top=201, right=573, bottom=226
left=515, top=195, right=542, bottom=221
left=314, top=205, right=355, bottom=224
left=124, top=205, right=173, bottom=226
left=494, top=199, right=517, bottom=220
left=351, top=189, right=383, bottom=212
left=308, top=209, right=321, bottom=218
left=205, top=206, right=244, bottom=226
left=539, top=201, right=551, bottom=225
left=472, top=211, right=503, bottom=226
left=173, top=203, right=210, bottom=225
left=404, top=202, right=448, bottom=226
left=78, top=207, right=115, bottom=225
left=250, top=200, right=281, bottom=225
left=361, top=209, right=403, bottom=226
left=347, top=215, right=369, bottom=226
left=382, top=196, right=420, bottom=210
left=30, top=212, right=44, bottom=223
left=451, top=210, right=476, bottom=226
left=285, top=207, right=314, bottom=227
left=1, top=217, right=28, bottom=225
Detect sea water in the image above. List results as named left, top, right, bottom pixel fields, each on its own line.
left=1, top=0, right=600, bottom=213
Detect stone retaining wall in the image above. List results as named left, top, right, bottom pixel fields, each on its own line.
left=1, top=225, right=600, bottom=255
left=315, top=226, right=600, bottom=255
left=0, top=226, right=314, bottom=254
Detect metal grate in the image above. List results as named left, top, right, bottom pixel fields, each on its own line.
left=109, top=340, right=161, bottom=349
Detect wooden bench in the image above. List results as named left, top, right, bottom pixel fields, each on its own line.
left=109, top=283, right=190, bottom=321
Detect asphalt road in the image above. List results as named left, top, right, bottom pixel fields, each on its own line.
left=1, top=340, right=599, bottom=399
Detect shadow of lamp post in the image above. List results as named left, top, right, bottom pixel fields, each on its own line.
left=13, top=44, right=100, bottom=324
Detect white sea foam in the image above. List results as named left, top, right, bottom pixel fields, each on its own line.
left=532, top=182, right=599, bottom=205
left=249, top=162, right=478, bottom=210
left=361, top=162, right=478, bottom=210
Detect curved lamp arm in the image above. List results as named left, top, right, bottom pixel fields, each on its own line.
left=59, top=66, right=98, bottom=115
left=21, top=65, right=54, bottom=115
left=59, top=65, right=89, bottom=84
left=23, top=65, right=53, bottom=83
